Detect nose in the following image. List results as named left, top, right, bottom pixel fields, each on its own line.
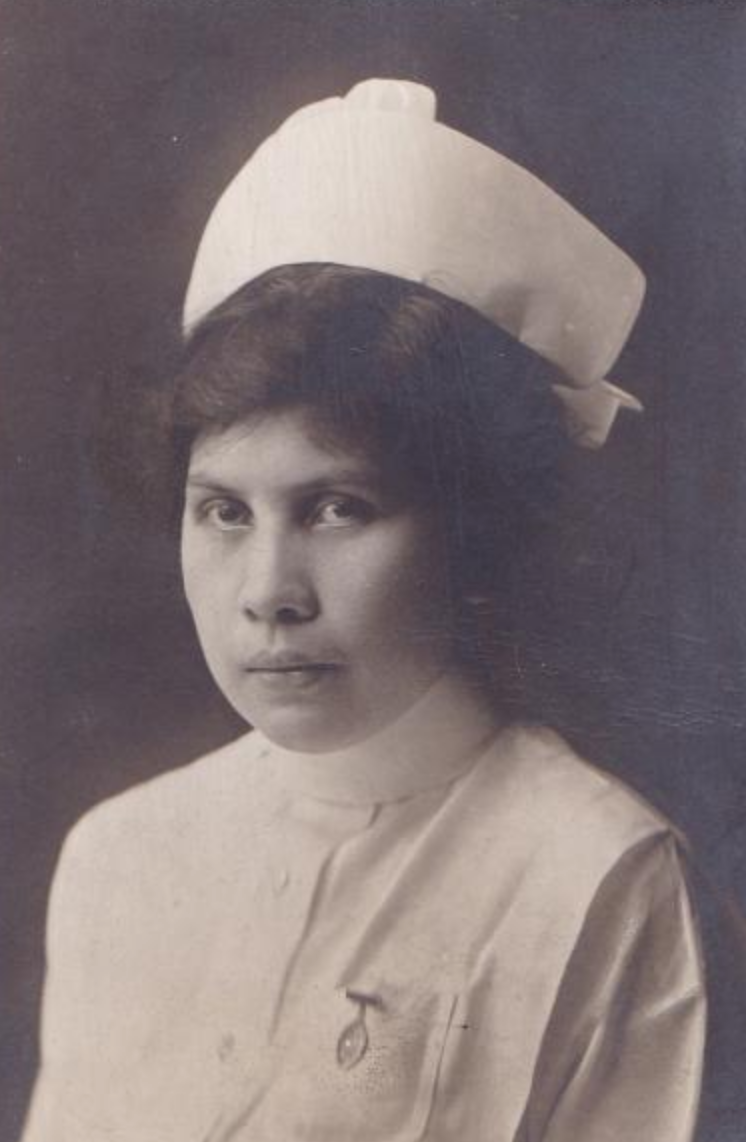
left=238, top=528, right=319, bottom=625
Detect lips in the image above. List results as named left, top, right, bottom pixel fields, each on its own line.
left=244, top=650, right=341, bottom=674
left=242, top=653, right=342, bottom=697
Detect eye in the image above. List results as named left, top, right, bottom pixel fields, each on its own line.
left=311, top=496, right=375, bottom=529
left=202, top=498, right=251, bottom=530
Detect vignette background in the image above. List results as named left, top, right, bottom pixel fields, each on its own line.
left=2, top=1, right=746, bottom=1136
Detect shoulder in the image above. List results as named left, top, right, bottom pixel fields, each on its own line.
left=49, top=731, right=270, bottom=918
left=462, top=723, right=686, bottom=901
left=480, top=722, right=675, bottom=837
left=67, top=729, right=264, bottom=838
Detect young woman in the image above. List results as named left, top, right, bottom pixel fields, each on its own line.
left=22, top=80, right=705, bottom=1142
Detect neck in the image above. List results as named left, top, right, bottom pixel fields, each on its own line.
left=258, top=670, right=501, bottom=805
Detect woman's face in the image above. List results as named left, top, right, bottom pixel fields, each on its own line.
left=181, top=407, right=459, bottom=753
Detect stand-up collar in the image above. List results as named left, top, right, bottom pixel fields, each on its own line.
left=256, top=672, right=501, bottom=806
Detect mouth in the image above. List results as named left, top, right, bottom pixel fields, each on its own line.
left=244, top=652, right=341, bottom=675
left=242, top=653, right=342, bottom=693
left=247, top=664, right=338, bottom=677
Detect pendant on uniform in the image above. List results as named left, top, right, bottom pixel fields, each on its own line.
left=336, top=989, right=383, bottom=1070
left=336, top=1011, right=369, bottom=1070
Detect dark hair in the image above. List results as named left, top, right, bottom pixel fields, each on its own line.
left=166, top=264, right=569, bottom=599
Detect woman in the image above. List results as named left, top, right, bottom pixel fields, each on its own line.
left=22, top=79, right=705, bottom=1142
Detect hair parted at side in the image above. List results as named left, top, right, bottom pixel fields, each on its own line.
left=165, top=264, right=569, bottom=590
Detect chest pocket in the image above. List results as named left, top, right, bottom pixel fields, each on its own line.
left=247, top=982, right=459, bottom=1142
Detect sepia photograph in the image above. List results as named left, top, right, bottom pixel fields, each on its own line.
left=2, top=1, right=746, bottom=1139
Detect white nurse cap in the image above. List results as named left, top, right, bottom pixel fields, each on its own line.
left=183, top=78, right=645, bottom=448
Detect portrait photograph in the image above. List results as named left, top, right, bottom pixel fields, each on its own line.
left=2, top=1, right=746, bottom=1140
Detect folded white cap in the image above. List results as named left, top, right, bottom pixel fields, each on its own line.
left=184, top=78, right=645, bottom=447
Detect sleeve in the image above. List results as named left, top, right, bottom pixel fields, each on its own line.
left=516, top=831, right=707, bottom=1142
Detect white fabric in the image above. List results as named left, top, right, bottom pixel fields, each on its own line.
left=23, top=676, right=705, bottom=1141
left=183, top=78, right=645, bottom=448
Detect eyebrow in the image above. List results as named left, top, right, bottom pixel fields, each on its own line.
left=184, top=468, right=387, bottom=496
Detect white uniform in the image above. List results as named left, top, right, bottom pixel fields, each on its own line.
left=22, top=676, right=705, bottom=1141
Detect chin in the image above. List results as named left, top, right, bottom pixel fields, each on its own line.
left=217, top=666, right=443, bottom=755
left=235, top=702, right=372, bottom=755
left=253, top=708, right=370, bottom=753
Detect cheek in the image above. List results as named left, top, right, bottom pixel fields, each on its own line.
left=329, top=527, right=453, bottom=648
left=181, top=534, right=206, bottom=615
left=180, top=532, right=228, bottom=635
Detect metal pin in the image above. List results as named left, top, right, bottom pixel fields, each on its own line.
left=336, top=989, right=384, bottom=1070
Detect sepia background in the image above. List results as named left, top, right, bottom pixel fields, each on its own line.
left=2, top=0, right=746, bottom=1137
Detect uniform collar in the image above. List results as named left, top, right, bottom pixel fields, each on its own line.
left=256, top=671, right=501, bottom=806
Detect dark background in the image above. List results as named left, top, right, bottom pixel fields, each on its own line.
left=2, top=0, right=746, bottom=1138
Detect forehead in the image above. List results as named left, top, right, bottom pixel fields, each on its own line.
left=186, top=407, right=390, bottom=491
